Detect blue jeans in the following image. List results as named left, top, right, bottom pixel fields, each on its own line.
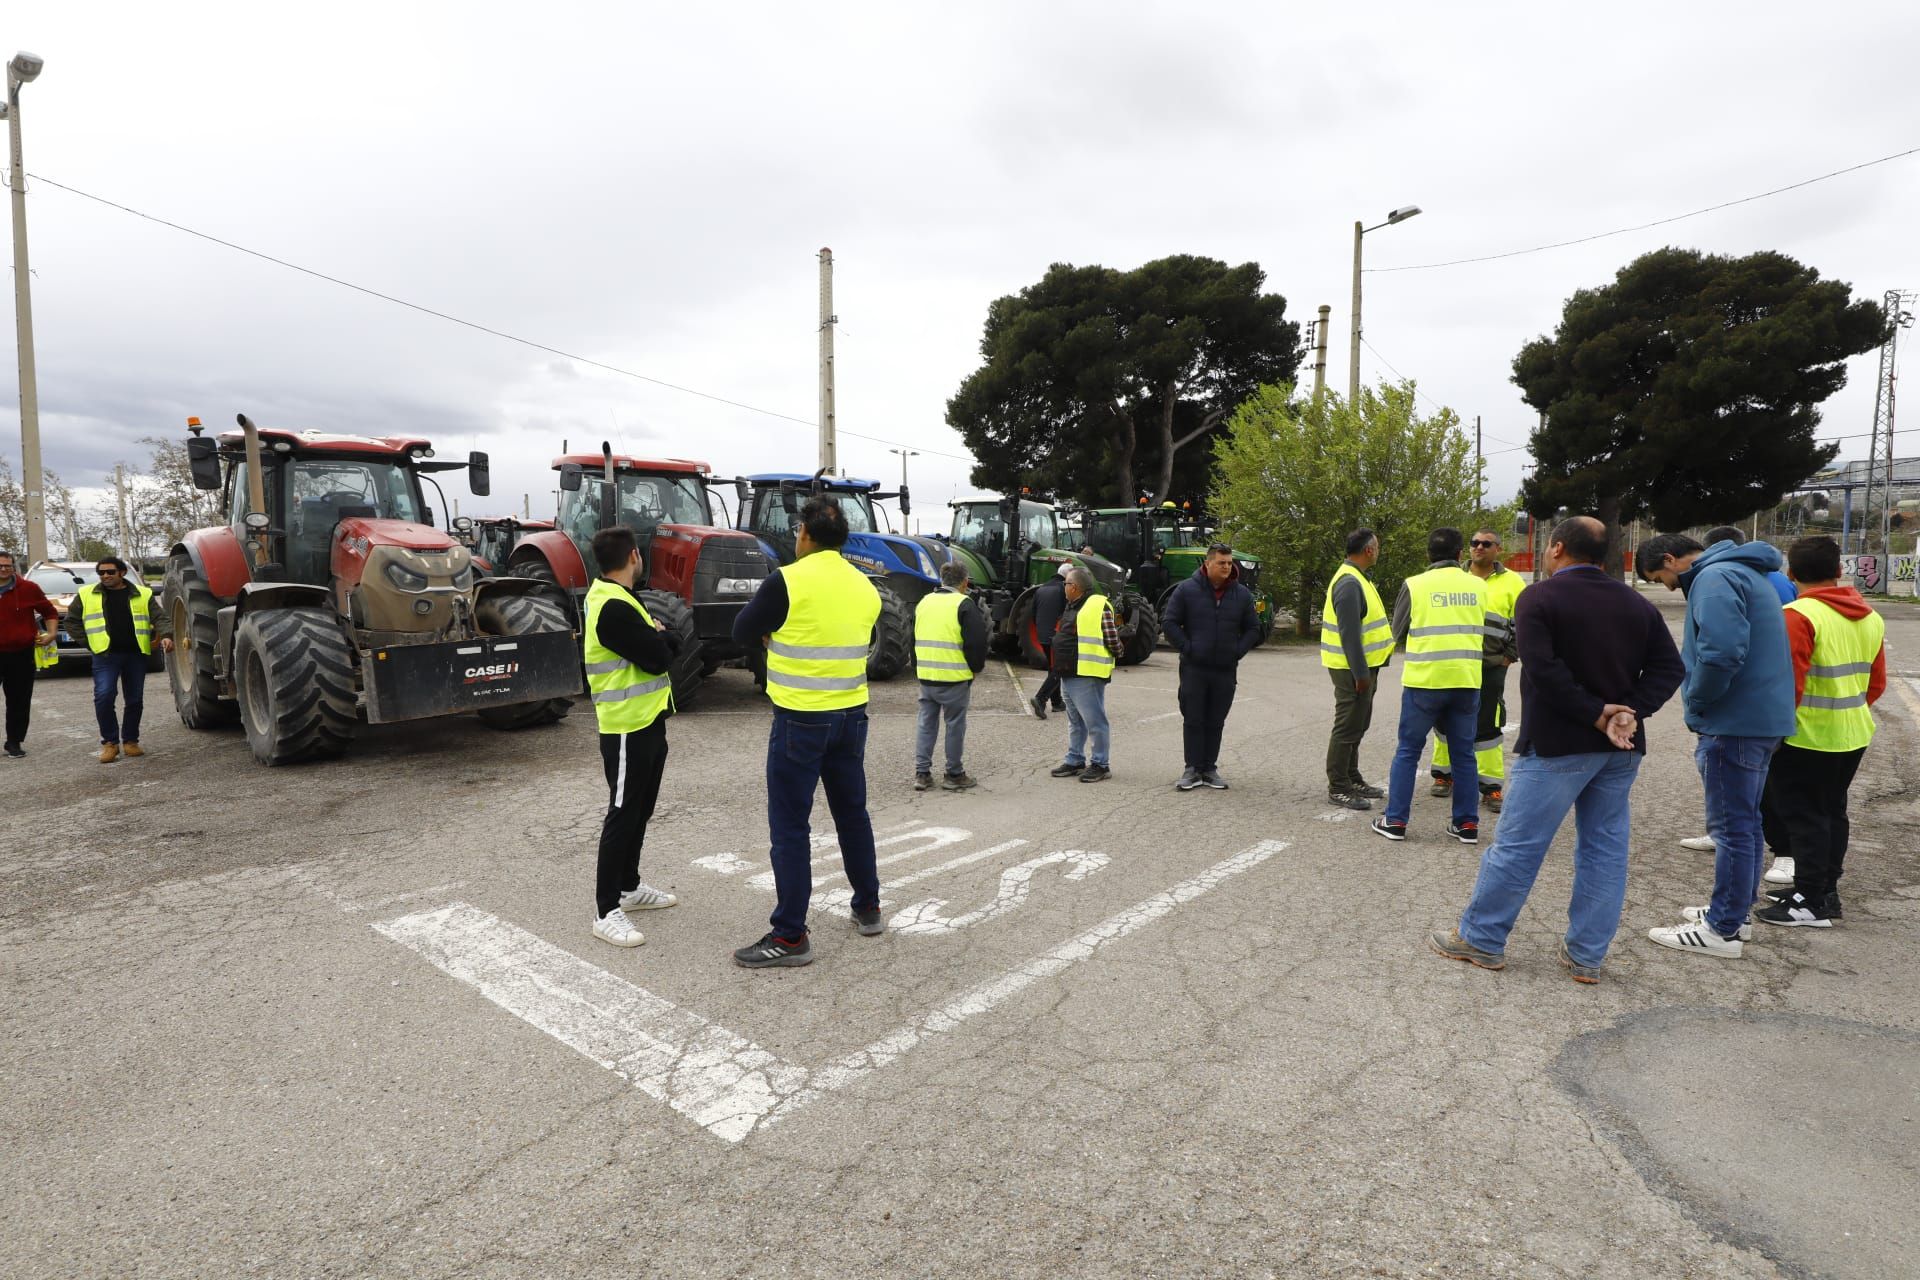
left=1387, top=686, right=1479, bottom=825
left=92, top=652, right=147, bottom=744
left=765, top=708, right=879, bottom=939
left=1698, top=733, right=1780, bottom=938
left=914, top=681, right=971, bottom=776
left=1060, top=676, right=1110, bottom=768
left=1457, top=750, right=1642, bottom=966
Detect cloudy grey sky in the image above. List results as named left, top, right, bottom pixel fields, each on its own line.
left=5, top=0, right=1916, bottom=532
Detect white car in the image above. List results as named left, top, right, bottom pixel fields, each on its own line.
left=25, top=561, right=164, bottom=673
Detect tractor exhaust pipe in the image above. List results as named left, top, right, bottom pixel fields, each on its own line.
left=236, top=413, right=270, bottom=569
left=600, top=441, right=617, bottom=530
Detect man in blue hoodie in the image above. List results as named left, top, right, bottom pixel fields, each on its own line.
left=1635, top=532, right=1797, bottom=958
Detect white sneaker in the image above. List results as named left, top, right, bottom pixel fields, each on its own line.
left=1647, top=918, right=1743, bottom=957
left=1762, top=857, right=1795, bottom=886
left=1679, top=836, right=1716, bottom=852
left=591, top=908, right=646, bottom=948
left=1681, top=905, right=1752, bottom=942
left=619, top=882, right=679, bottom=911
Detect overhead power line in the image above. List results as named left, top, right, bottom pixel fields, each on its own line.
left=1368, top=145, right=1920, bottom=274
left=25, top=173, right=974, bottom=464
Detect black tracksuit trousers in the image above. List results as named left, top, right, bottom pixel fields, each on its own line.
left=1178, top=660, right=1237, bottom=771
left=1760, top=742, right=1866, bottom=901
left=597, top=718, right=669, bottom=916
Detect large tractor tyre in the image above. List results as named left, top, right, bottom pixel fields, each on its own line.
left=163, top=555, right=239, bottom=729
left=866, top=581, right=912, bottom=681
left=1253, top=592, right=1277, bottom=646
left=1009, top=592, right=1050, bottom=670
left=1118, top=600, right=1159, bottom=667
left=638, top=589, right=706, bottom=711
left=233, top=607, right=358, bottom=765
left=474, top=593, right=576, bottom=730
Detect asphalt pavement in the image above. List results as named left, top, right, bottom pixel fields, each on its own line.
left=6, top=600, right=1918, bottom=1279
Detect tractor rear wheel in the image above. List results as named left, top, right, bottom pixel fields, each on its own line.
left=1010, top=592, right=1049, bottom=670
left=163, top=555, right=238, bottom=728
left=474, top=592, right=575, bottom=730
left=637, top=589, right=705, bottom=710
left=234, top=607, right=358, bottom=764
left=1118, top=599, right=1158, bottom=667
left=866, top=581, right=912, bottom=681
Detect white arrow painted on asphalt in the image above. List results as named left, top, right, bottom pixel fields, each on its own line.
left=889, top=850, right=1109, bottom=935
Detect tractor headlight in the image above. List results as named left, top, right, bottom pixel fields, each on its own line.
left=450, top=565, right=475, bottom=591
left=917, top=548, right=936, bottom=577
left=385, top=561, right=430, bottom=592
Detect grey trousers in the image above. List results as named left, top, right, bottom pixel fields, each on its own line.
left=1326, top=667, right=1380, bottom=790
left=915, top=680, right=972, bottom=775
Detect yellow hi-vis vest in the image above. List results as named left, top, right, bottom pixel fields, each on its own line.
left=78, top=582, right=154, bottom=655
left=583, top=579, right=673, bottom=734
left=913, top=590, right=971, bottom=683
left=1069, top=593, right=1115, bottom=680
left=1320, top=562, right=1392, bottom=670
left=1478, top=567, right=1526, bottom=659
left=766, top=550, right=882, bottom=711
left=1784, top=596, right=1884, bottom=752
left=1401, top=565, right=1486, bottom=690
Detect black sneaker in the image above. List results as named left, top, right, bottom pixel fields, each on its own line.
left=941, top=772, right=978, bottom=790
left=732, top=932, right=813, bottom=968
left=1429, top=776, right=1452, bottom=799
left=853, top=907, right=885, bottom=936
left=913, top=772, right=933, bottom=791
left=1177, top=767, right=1203, bottom=791
left=1370, top=816, right=1407, bottom=841
left=1050, top=762, right=1085, bottom=778
left=1756, top=892, right=1837, bottom=928
left=1078, top=764, right=1111, bottom=783
left=1446, top=820, right=1480, bottom=845
left=1353, top=780, right=1386, bottom=799
left=2, top=742, right=21, bottom=758
left=1328, top=790, right=1372, bottom=811
left=1761, top=886, right=1842, bottom=917
left=1200, top=768, right=1228, bottom=790
left=1029, top=696, right=1048, bottom=720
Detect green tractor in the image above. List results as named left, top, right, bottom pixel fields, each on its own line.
left=1078, top=503, right=1276, bottom=644
left=916, top=494, right=1158, bottom=669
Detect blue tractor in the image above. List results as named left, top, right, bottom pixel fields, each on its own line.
left=740, top=473, right=955, bottom=681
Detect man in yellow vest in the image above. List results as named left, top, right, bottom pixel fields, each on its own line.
left=1752, top=535, right=1885, bottom=928
left=913, top=560, right=989, bottom=791
left=1430, top=527, right=1525, bottom=812
left=1048, top=566, right=1122, bottom=783
left=67, top=557, right=172, bottom=764
left=1322, top=528, right=1393, bottom=809
left=1372, top=528, right=1486, bottom=844
left=730, top=497, right=884, bottom=967
left=581, top=527, right=681, bottom=948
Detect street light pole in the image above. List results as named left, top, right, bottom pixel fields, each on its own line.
left=5, top=51, right=46, bottom=565
left=1347, top=204, right=1422, bottom=406
left=887, top=447, right=917, bottom=491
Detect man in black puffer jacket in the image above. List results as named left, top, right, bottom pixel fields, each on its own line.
left=1160, top=542, right=1262, bottom=790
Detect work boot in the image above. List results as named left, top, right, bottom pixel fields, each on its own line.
left=914, top=772, right=933, bottom=791
left=1028, top=695, right=1048, bottom=720
left=121, top=742, right=145, bottom=758
left=941, top=772, right=978, bottom=791
left=1353, top=780, right=1386, bottom=799
left=1484, top=786, right=1502, bottom=813
left=1429, top=775, right=1452, bottom=799
left=98, top=743, right=120, bottom=764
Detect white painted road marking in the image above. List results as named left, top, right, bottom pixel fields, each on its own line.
left=375, top=839, right=1286, bottom=1144
left=891, top=850, right=1109, bottom=935
left=1138, top=710, right=1180, bottom=724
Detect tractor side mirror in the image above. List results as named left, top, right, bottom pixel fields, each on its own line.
left=558, top=463, right=584, bottom=493
left=187, top=436, right=223, bottom=491
left=735, top=479, right=749, bottom=514
left=898, top=484, right=912, bottom=518
left=468, top=451, right=491, bottom=497
left=422, top=507, right=436, bottom=528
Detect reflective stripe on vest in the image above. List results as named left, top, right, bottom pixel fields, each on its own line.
left=78, top=583, right=154, bottom=656
left=913, top=590, right=972, bottom=683
left=765, top=550, right=882, bottom=711
left=583, top=579, right=673, bottom=734
left=1401, top=566, right=1485, bottom=689
left=1784, top=596, right=1883, bottom=752
left=1072, top=593, right=1115, bottom=680
left=1477, top=569, right=1526, bottom=652
left=1319, top=563, right=1393, bottom=670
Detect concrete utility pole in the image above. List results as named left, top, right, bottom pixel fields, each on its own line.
left=817, top=248, right=837, bottom=476
left=5, top=52, right=47, bottom=564
left=1310, top=304, right=1331, bottom=401
left=1348, top=205, right=1421, bottom=405
left=1474, top=415, right=1482, bottom=511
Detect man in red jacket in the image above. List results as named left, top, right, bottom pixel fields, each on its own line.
left=0, top=551, right=62, bottom=757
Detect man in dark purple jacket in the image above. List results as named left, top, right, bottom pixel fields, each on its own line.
left=1429, top=516, right=1685, bottom=982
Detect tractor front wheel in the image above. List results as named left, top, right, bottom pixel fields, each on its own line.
left=234, top=607, right=358, bottom=765
left=163, top=555, right=238, bottom=729
left=1118, top=599, right=1159, bottom=667
left=1009, top=592, right=1049, bottom=670
left=866, top=581, right=912, bottom=681
left=475, top=592, right=576, bottom=730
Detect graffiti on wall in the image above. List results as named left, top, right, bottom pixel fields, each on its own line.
left=1892, top=555, right=1917, bottom=584
left=1841, top=555, right=1885, bottom=590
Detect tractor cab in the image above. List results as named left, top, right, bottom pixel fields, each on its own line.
left=742, top=473, right=893, bottom=566
left=949, top=496, right=1060, bottom=582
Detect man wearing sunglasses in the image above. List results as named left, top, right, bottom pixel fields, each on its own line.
left=1429, top=530, right=1525, bottom=813
left=0, top=551, right=61, bottom=757
left=65, top=557, right=172, bottom=763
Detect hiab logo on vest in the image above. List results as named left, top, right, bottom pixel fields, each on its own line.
left=1430, top=591, right=1477, bottom=608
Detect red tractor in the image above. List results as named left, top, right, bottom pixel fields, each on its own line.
left=166, top=415, right=582, bottom=765
left=502, top=444, right=775, bottom=706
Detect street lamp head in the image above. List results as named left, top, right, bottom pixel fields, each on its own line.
left=1386, top=205, right=1422, bottom=225
left=9, top=52, right=45, bottom=84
